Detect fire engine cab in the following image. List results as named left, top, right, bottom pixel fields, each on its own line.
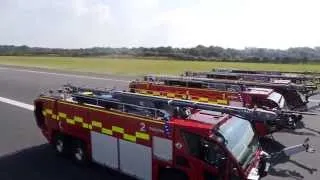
left=34, top=85, right=313, bottom=180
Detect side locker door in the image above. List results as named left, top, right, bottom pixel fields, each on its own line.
left=90, top=111, right=119, bottom=169
left=91, top=131, right=119, bottom=169
left=119, top=138, right=152, bottom=180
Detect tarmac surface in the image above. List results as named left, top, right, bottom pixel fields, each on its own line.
left=0, top=66, right=319, bottom=180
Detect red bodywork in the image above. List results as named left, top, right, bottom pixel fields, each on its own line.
left=129, top=81, right=276, bottom=108
left=34, top=96, right=265, bottom=180
left=129, top=81, right=277, bottom=136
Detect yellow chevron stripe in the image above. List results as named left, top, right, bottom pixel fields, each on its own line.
left=58, top=112, right=67, bottom=118
left=51, top=114, right=57, bottom=120
left=124, top=134, right=136, bottom=142
left=208, top=101, right=217, bottom=104
left=46, top=109, right=53, bottom=114
left=42, top=108, right=151, bottom=142
left=66, top=118, right=75, bottom=125
left=140, top=90, right=147, bottom=94
left=217, top=99, right=228, bottom=105
left=153, top=91, right=161, bottom=96
left=112, top=126, right=124, bottom=134
left=101, top=128, right=113, bottom=135
left=167, top=93, right=175, bottom=98
left=135, top=132, right=150, bottom=140
left=74, top=116, right=83, bottom=123
left=199, top=97, right=209, bottom=102
left=92, top=120, right=102, bottom=128
left=82, top=123, right=92, bottom=129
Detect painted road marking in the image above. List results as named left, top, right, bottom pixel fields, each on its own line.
left=0, top=97, right=34, bottom=111
left=0, top=67, right=130, bottom=83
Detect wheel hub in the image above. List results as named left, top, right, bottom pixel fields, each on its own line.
left=75, top=148, right=83, bottom=161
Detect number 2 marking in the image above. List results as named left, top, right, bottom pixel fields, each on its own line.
left=140, top=122, right=146, bottom=132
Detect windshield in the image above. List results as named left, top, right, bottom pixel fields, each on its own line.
left=218, top=117, right=259, bottom=167
left=267, top=92, right=285, bottom=108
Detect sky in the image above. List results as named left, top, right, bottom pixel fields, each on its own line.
left=0, top=0, right=320, bottom=49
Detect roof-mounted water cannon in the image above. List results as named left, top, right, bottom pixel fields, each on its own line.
left=62, top=84, right=116, bottom=95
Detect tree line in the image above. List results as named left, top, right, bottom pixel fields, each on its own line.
left=1, top=45, right=320, bottom=63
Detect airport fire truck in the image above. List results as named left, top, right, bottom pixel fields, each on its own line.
left=34, top=85, right=314, bottom=180
left=129, top=75, right=313, bottom=131
left=131, top=75, right=287, bottom=110
left=184, top=69, right=320, bottom=88
left=136, top=75, right=319, bottom=111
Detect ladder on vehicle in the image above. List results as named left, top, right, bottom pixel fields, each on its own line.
left=142, top=74, right=317, bottom=93
left=184, top=70, right=320, bottom=86
left=62, top=84, right=282, bottom=124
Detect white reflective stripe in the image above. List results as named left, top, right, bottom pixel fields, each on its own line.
left=0, top=66, right=130, bottom=83
left=0, top=96, right=34, bottom=111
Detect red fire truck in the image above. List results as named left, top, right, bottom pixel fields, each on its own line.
left=34, top=86, right=313, bottom=180
left=130, top=75, right=286, bottom=110
left=185, top=69, right=320, bottom=86
left=135, top=75, right=319, bottom=111
left=129, top=75, right=310, bottom=131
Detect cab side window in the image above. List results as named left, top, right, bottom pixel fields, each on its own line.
left=182, top=130, right=202, bottom=157
left=182, top=131, right=225, bottom=167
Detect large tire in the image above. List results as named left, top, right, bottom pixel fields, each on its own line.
left=159, top=170, right=188, bottom=180
left=71, top=140, right=88, bottom=165
left=53, top=134, right=68, bottom=156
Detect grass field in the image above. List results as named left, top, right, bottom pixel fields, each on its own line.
left=0, top=56, right=319, bottom=75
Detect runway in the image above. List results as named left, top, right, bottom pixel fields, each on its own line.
left=0, top=66, right=319, bottom=180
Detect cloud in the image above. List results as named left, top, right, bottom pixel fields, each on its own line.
left=0, top=0, right=320, bottom=49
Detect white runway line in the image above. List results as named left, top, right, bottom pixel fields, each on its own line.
left=0, top=96, right=34, bottom=111
left=0, top=67, right=130, bottom=83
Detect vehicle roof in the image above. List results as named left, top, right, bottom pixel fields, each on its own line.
left=244, top=87, right=274, bottom=95
left=116, top=92, right=232, bottom=127
left=188, top=110, right=229, bottom=126
left=172, top=110, right=230, bottom=130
